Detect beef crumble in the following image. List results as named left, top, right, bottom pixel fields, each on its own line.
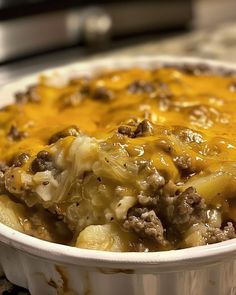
left=174, top=155, right=192, bottom=171
left=205, top=222, right=236, bottom=244
left=229, top=81, right=236, bottom=92
left=31, top=151, right=54, bottom=173
left=7, top=125, right=27, bottom=141
left=123, top=184, right=233, bottom=251
left=60, top=92, right=84, bottom=109
left=11, top=153, right=30, bottom=167
left=128, top=80, right=155, bottom=94
left=118, top=119, right=153, bottom=138
left=15, top=85, right=41, bottom=104
left=134, top=119, right=153, bottom=137
left=170, top=187, right=207, bottom=232
left=92, top=87, right=114, bottom=101
left=48, top=125, right=80, bottom=144
left=118, top=126, right=135, bottom=138
left=124, top=207, right=167, bottom=246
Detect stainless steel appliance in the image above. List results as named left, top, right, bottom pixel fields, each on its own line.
left=0, top=0, right=192, bottom=63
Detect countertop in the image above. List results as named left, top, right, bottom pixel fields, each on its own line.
left=110, top=22, right=236, bottom=62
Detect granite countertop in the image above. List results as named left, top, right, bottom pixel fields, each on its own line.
left=109, top=21, right=236, bottom=62
left=0, top=20, right=236, bottom=294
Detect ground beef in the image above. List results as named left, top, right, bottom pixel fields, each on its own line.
left=205, top=222, right=236, bottom=244
left=49, top=125, right=80, bottom=144
left=7, top=125, right=27, bottom=141
left=174, top=155, right=192, bottom=171
left=137, top=193, right=158, bottom=206
left=170, top=187, right=207, bottom=232
left=118, top=126, right=135, bottom=138
left=31, top=151, right=54, bottom=173
left=137, top=171, right=165, bottom=206
left=69, top=78, right=90, bottom=94
left=146, top=172, right=165, bottom=191
left=60, top=92, right=84, bottom=109
left=174, top=128, right=203, bottom=144
left=59, top=79, right=90, bottom=109
left=118, top=120, right=153, bottom=138
left=137, top=181, right=177, bottom=213
left=155, top=82, right=173, bottom=99
left=123, top=207, right=167, bottom=246
left=125, top=184, right=208, bottom=249
left=15, top=85, right=41, bottom=104
left=229, top=81, right=236, bottom=92
left=11, top=153, right=30, bottom=167
left=92, top=87, right=113, bottom=100
left=128, top=80, right=155, bottom=94
left=181, top=63, right=210, bottom=75
left=134, top=120, right=153, bottom=137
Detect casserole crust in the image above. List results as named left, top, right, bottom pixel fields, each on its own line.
left=0, top=65, right=236, bottom=252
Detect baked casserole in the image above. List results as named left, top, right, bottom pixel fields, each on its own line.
left=0, top=64, right=236, bottom=252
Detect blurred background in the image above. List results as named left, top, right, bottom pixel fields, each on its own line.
left=0, top=0, right=236, bottom=85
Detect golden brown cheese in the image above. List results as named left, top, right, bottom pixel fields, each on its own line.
left=0, top=66, right=236, bottom=251
left=0, top=70, right=235, bottom=167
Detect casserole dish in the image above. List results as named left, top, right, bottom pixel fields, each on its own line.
left=0, top=56, right=236, bottom=295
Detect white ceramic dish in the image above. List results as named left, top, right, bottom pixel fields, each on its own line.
left=0, top=56, right=236, bottom=295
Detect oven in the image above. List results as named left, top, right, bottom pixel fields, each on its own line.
left=0, top=0, right=192, bottom=63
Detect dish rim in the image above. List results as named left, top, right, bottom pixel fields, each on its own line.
left=0, top=55, right=236, bottom=270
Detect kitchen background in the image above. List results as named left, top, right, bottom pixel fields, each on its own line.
left=0, top=0, right=236, bottom=293
left=0, top=0, right=235, bottom=86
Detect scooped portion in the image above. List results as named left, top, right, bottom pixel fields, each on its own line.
left=0, top=65, right=236, bottom=251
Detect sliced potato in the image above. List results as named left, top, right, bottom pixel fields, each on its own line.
left=0, top=194, right=25, bottom=232
left=184, top=171, right=236, bottom=204
left=76, top=223, right=136, bottom=251
left=183, top=223, right=207, bottom=248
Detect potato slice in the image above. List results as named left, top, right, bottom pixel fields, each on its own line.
left=0, top=195, right=25, bottom=232
left=183, top=223, right=207, bottom=248
left=184, top=171, right=236, bottom=205
left=76, top=223, right=136, bottom=251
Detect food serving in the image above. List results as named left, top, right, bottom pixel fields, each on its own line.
left=0, top=64, right=236, bottom=252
